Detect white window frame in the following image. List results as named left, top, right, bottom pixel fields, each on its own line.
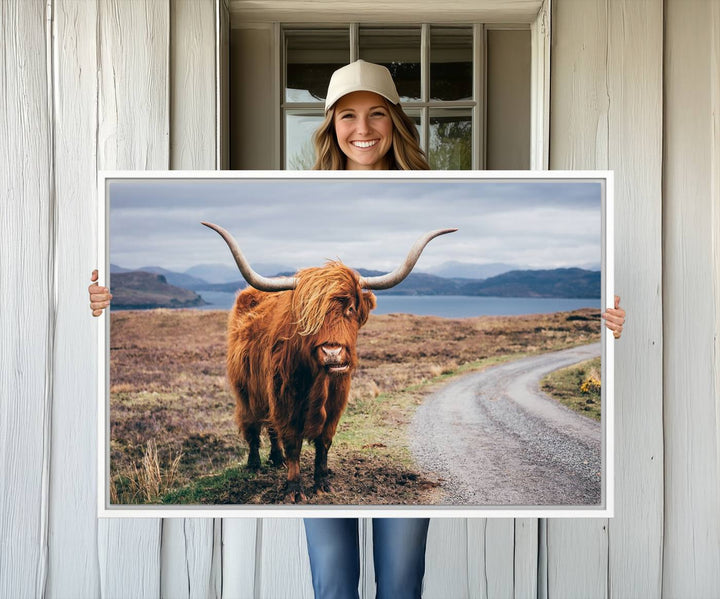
left=281, top=23, right=508, bottom=170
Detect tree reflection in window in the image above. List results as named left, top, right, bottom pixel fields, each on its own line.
left=429, top=112, right=472, bottom=170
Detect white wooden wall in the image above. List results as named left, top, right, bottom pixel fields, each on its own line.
left=1, top=0, right=719, bottom=597
left=550, top=1, right=664, bottom=595
left=663, top=0, right=720, bottom=595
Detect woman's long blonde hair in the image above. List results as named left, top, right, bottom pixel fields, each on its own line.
left=311, top=100, right=430, bottom=171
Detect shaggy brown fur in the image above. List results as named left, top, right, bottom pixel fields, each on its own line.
left=227, top=261, right=376, bottom=502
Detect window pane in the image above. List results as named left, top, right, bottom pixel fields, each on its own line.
left=359, top=28, right=421, bottom=102
left=430, top=27, right=473, bottom=101
left=285, top=112, right=324, bottom=170
left=286, top=30, right=349, bottom=103
left=429, top=109, right=472, bottom=170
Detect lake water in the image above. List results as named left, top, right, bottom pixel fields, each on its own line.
left=196, top=291, right=599, bottom=318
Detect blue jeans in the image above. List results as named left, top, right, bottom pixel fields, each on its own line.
left=303, top=518, right=430, bottom=599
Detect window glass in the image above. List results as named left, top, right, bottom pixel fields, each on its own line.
left=429, top=109, right=472, bottom=170
left=358, top=28, right=421, bottom=102
left=430, top=27, right=473, bottom=101
left=402, top=109, right=423, bottom=147
left=285, top=112, right=324, bottom=170
left=286, top=30, right=349, bottom=103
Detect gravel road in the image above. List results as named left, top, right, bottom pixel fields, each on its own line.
left=409, top=343, right=602, bottom=506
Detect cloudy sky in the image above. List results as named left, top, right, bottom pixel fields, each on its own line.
left=108, top=177, right=603, bottom=274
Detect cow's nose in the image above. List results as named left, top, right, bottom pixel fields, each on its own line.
left=321, top=346, right=342, bottom=358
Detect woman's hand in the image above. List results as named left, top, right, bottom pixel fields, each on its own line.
left=89, top=269, right=112, bottom=316
left=601, top=295, right=625, bottom=339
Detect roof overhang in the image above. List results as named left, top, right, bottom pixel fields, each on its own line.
left=229, top=0, right=545, bottom=25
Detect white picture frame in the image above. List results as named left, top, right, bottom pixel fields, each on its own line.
left=98, top=170, right=614, bottom=519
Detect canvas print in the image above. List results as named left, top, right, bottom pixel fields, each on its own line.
left=101, top=173, right=611, bottom=515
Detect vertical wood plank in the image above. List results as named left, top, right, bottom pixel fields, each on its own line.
left=547, top=1, right=609, bottom=595
left=424, top=519, right=469, bottom=599
left=0, top=1, right=52, bottom=597
left=467, top=520, right=486, bottom=599
left=546, top=522, right=607, bottom=598
left=222, top=519, right=257, bottom=598
left=170, top=0, right=216, bottom=170
left=663, top=1, right=720, bottom=595
left=97, top=1, right=169, bottom=595
left=606, top=0, right=664, bottom=597
left=466, top=519, right=521, bottom=599
left=47, top=0, right=102, bottom=596
left=161, top=520, right=218, bottom=599
left=98, top=522, right=162, bottom=599
left=97, top=0, right=169, bottom=170
left=210, top=520, right=223, bottom=598
left=513, top=519, right=538, bottom=599
left=550, top=0, right=608, bottom=171
left=258, top=519, right=314, bottom=599
left=162, top=1, right=219, bottom=597
left=485, top=520, right=515, bottom=598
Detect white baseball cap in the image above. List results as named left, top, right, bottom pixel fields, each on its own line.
left=324, top=60, right=400, bottom=112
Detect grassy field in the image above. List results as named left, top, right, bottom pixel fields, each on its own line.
left=109, top=307, right=601, bottom=505
left=540, top=357, right=602, bottom=421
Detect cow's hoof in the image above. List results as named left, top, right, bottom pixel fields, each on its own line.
left=283, top=482, right=307, bottom=504
left=268, top=451, right=285, bottom=468
left=283, top=490, right=307, bottom=504
left=246, top=454, right=261, bottom=471
left=313, top=479, right=333, bottom=494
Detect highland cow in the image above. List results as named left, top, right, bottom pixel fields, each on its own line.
left=203, top=222, right=456, bottom=502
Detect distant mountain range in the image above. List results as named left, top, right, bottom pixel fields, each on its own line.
left=357, top=268, right=600, bottom=298
left=109, top=263, right=600, bottom=309
left=454, top=268, right=600, bottom=298
left=426, top=261, right=532, bottom=279
left=109, top=271, right=207, bottom=309
left=425, top=260, right=602, bottom=279
left=128, top=266, right=210, bottom=290
left=111, top=263, right=293, bottom=289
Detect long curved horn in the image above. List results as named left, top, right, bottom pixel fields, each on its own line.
left=359, top=228, right=458, bottom=290
left=202, top=222, right=297, bottom=292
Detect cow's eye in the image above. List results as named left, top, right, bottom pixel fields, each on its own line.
left=346, top=305, right=356, bottom=317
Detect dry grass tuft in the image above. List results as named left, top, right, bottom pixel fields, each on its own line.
left=350, top=378, right=382, bottom=402
left=110, top=383, right=135, bottom=394
left=110, top=440, right=183, bottom=504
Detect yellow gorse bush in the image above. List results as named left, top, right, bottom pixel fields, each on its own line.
left=581, top=375, right=601, bottom=394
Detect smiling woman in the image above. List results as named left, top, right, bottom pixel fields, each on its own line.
left=311, top=60, right=430, bottom=171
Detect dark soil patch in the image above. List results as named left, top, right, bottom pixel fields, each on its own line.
left=161, top=450, right=441, bottom=506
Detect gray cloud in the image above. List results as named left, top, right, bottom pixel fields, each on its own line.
left=108, top=177, right=603, bottom=273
